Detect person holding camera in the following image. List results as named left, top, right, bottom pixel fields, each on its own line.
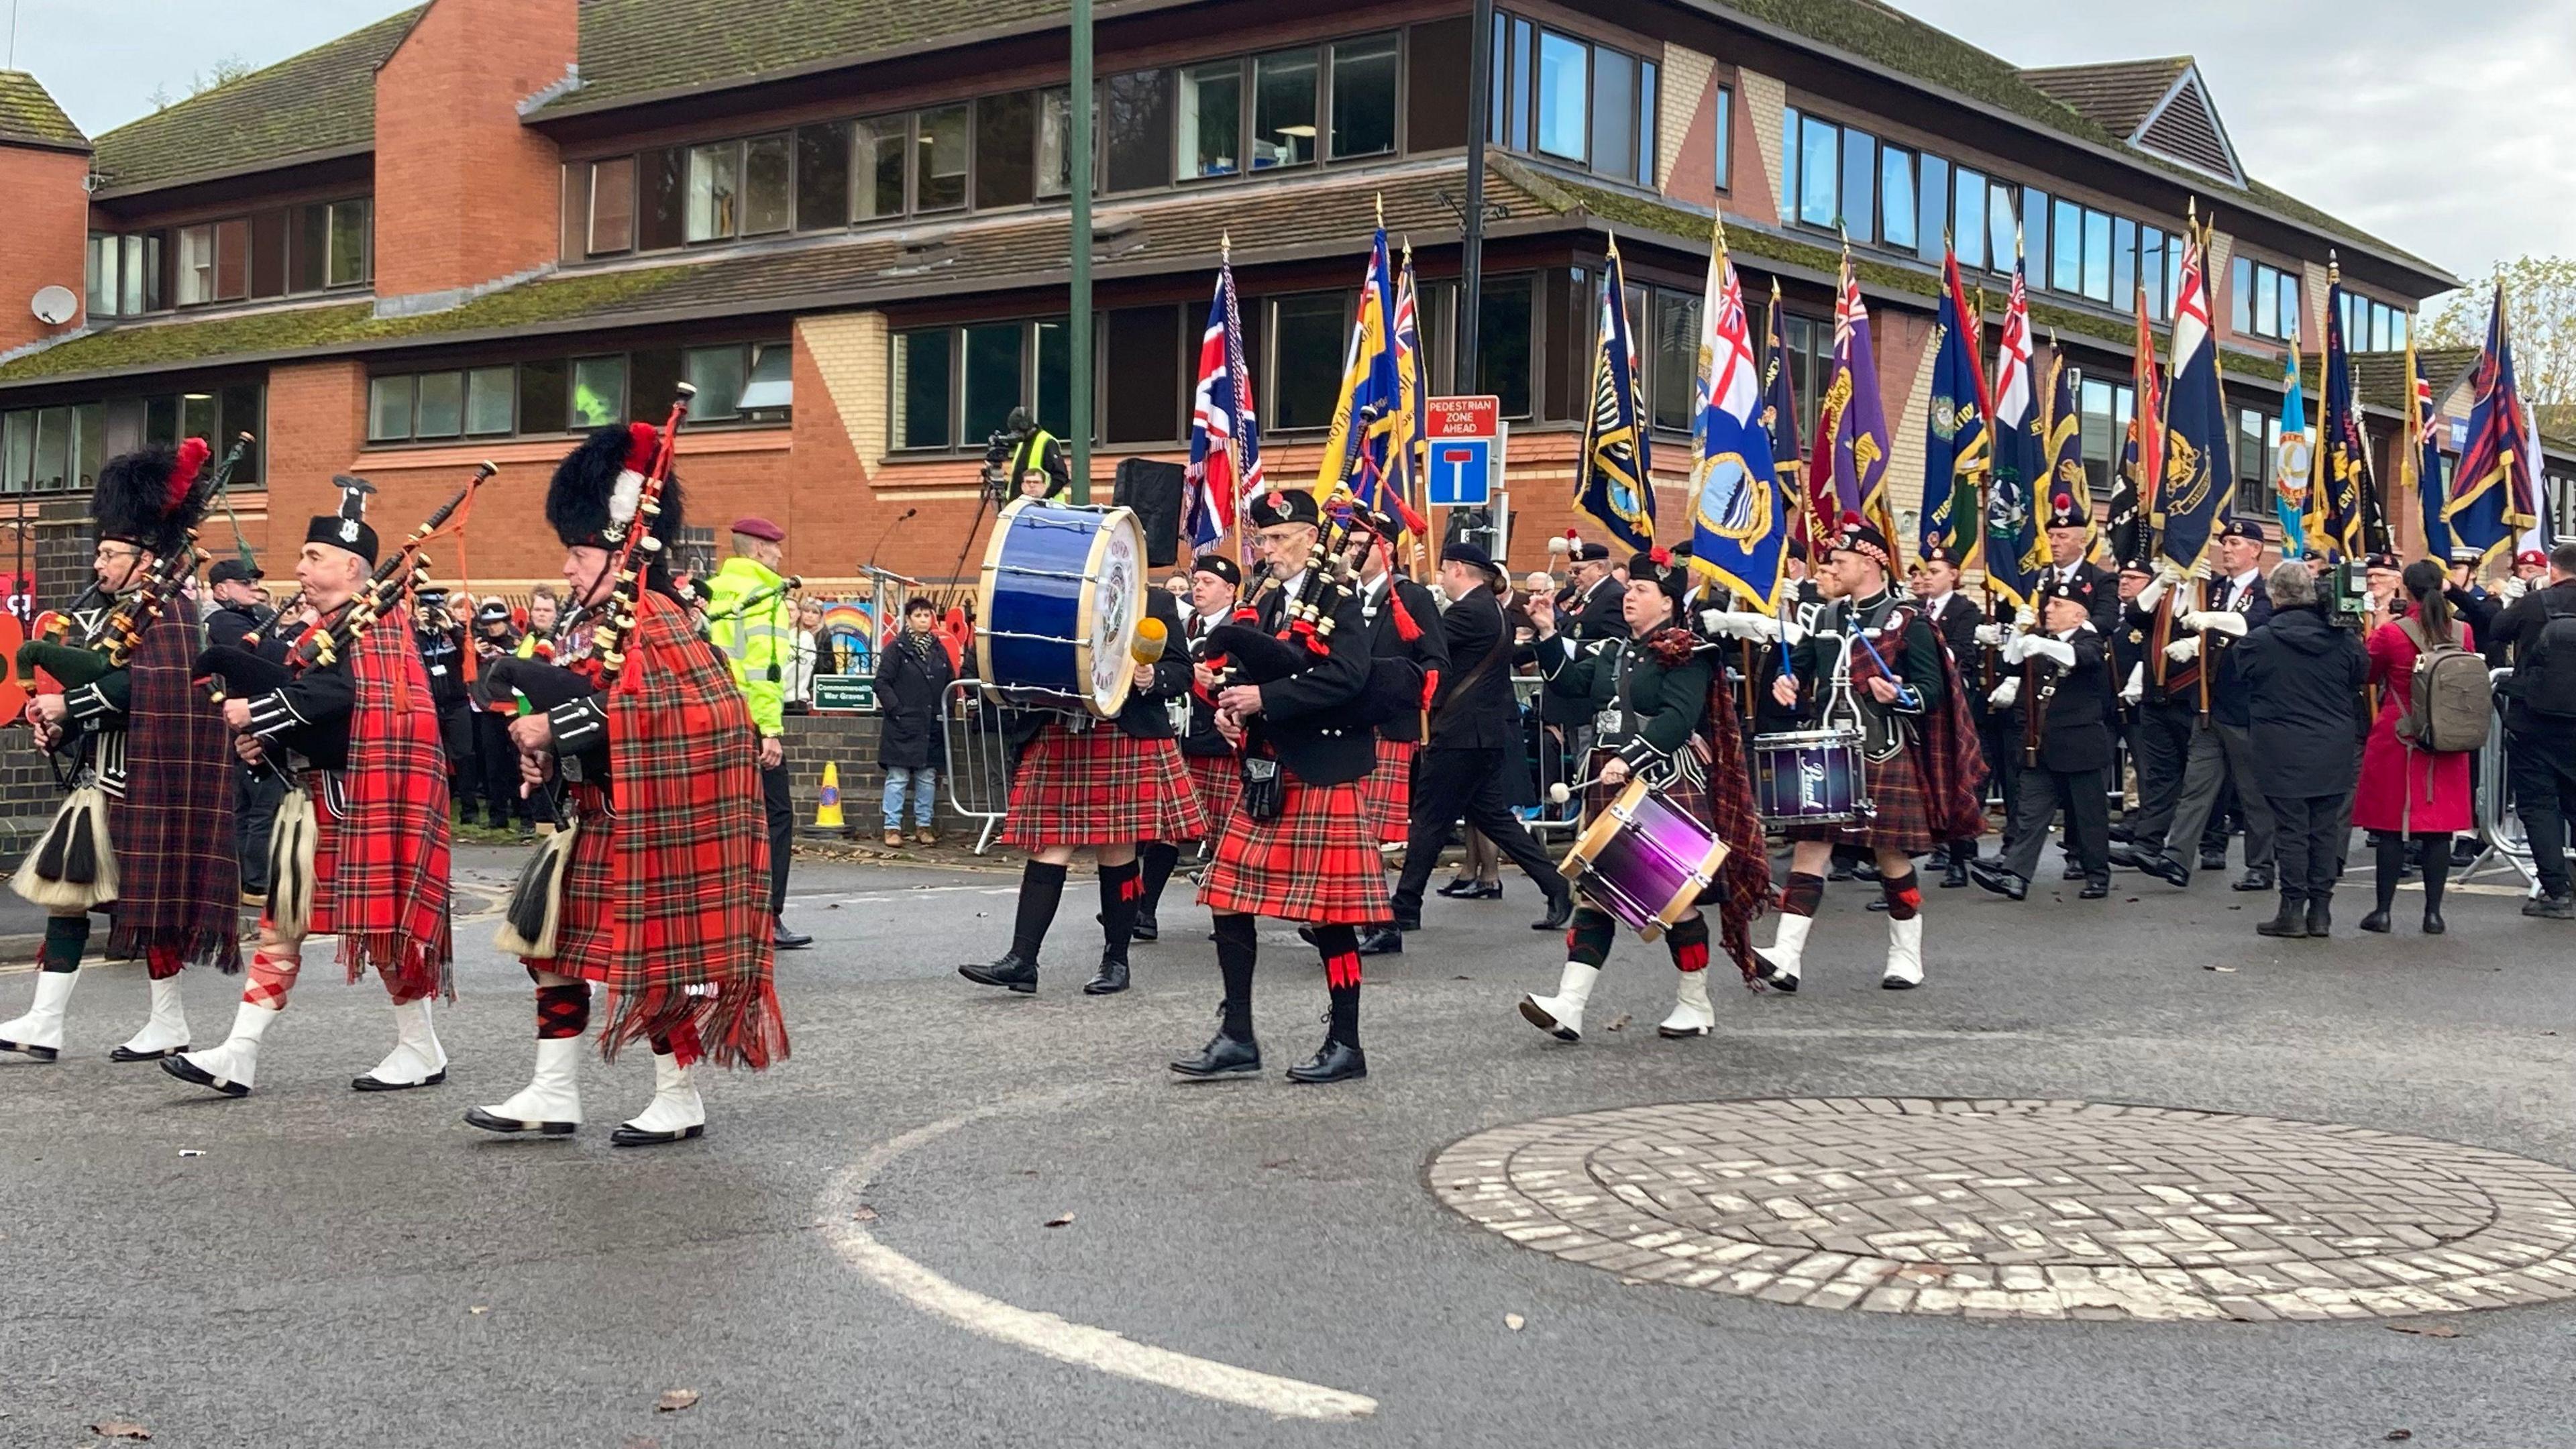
left=987, top=407, right=1070, bottom=500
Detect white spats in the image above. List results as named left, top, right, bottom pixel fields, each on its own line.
left=611, top=1050, right=706, bottom=1147
left=1882, top=914, right=1925, bottom=989
left=0, top=971, right=78, bottom=1060
left=1517, top=961, right=1600, bottom=1042
left=1658, top=967, right=1715, bottom=1038
left=352, top=998, right=447, bottom=1091
left=1756, top=913, right=1812, bottom=989
left=164, top=999, right=282, bottom=1097
left=466, top=1036, right=583, bottom=1135
left=112, top=976, right=191, bottom=1061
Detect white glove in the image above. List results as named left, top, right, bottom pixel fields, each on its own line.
left=2165, top=636, right=2202, bottom=663
left=1973, top=622, right=2006, bottom=647
left=2152, top=557, right=2185, bottom=585
left=1698, top=609, right=1772, bottom=642
left=2000, top=631, right=2035, bottom=665
left=2023, top=635, right=2076, bottom=669
left=2135, top=576, right=2169, bottom=612
left=2184, top=610, right=2249, bottom=638
left=1774, top=619, right=1808, bottom=647
left=2121, top=662, right=2145, bottom=706
left=1987, top=678, right=2021, bottom=708
left=2014, top=606, right=2037, bottom=631
left=2189, top=556, right=2214, bottom=582
left=2502, top=576, right=2530, bottom=602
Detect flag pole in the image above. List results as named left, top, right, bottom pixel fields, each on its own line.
left=1069, top=0, right=1093, bottom=503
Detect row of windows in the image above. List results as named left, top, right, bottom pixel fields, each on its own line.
left=1485, top=11, right=1660, bottom=190
left=2339, top=290, right=2413, bottom=354
left=86, top=200, right=370, bottom=319
left=564, top=27, right=1438, bottom=260
left=2229, top=258, right=2303, bottom=342
left=364, top=341, right=790, bottom=445
left=1783, top=107, right=2187, bottom=321
left=1, top=387, right=265, bottom=494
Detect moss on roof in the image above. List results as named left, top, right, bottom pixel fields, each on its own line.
left=554, top=0, right=1077, bottom=115
left=0, top=71, right=86, bottom=150
left=88, top=7, right=421, bottom=191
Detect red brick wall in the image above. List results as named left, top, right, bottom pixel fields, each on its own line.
left=372, top=0, right=575, bottom=303
left=0, top=146, right=92, bottom=352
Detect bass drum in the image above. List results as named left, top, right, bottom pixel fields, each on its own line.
left=974, top=498, right=1147, bottom=718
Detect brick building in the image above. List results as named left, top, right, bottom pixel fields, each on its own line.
left=0, top=0, right=2566, bottom=619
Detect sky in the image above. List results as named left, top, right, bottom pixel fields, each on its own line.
left=9, top=0, right=2569, bottom=306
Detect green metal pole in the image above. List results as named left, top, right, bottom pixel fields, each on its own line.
left=1069, top=0, right=1093, bottom=503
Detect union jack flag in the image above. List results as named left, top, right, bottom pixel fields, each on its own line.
left=1185, top=259, right=1263, bottom=551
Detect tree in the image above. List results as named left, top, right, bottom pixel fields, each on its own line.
left=2422, top=256, right=2576, bottom=440
left=147, top=54, right=254, bottom=111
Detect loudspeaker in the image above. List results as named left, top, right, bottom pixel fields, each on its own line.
left=1114, top=458, right=1188, bottom=568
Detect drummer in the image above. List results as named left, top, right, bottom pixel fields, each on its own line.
left=1519, top=547, right=1770, bottom=1042
left=1754, top=515, right=1985, bottom=992
left=959, top=508, right=1205, bottom=999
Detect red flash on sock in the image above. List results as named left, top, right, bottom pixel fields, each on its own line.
left=1118, top=874, right=1144, bottom=902
left=1324, top=951, right=1363, bottom=989
left=1674, top=941, right=1709, bottom=973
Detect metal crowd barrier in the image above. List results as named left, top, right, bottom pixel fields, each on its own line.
left=1515, top=676, right=1582, bottom=842
left=938, top=676, right=1014, bottom=855
left=2467, top=667, right=2538, bottom=892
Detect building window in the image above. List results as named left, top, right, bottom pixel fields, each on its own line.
left=1952, top=168, right=1986, bottom=271
left=1879, top=145, right=1916, bottom=252
left=1535, top=30, right=1586, bottom=161
left=742, top=135, right=794, bottom=235
left=1331, top=34, right=1398, bottom=160
left=1252, top=48, right=1318, bottom=169
left=1105, top=69, right=1175, bottom=193
left=1104, top=305, right=1185, bottom=443
left=894, top=329, right=954, bottom=449
left=326, top=201, right=369, bottom=288
left=640, top=147, right=687, bottom=250
left=684, top=345, right=750, bottom=420
left=1837, top=125, right=1874, bottom=241
left=2232, top=257, right=2300, bottom=341
left=1650, top=288, right=1700, bottom=433
left=1038, top=89, right=1075, bottom=199
left=176, top=225, right=215, bottom=306
left=2233, top=406, right=2279, bottom=521
left=368, top=376, right=414, bottom=443
left=1913, top=153, right=1947, bottom=266
left=1795, top=113, right=1835, bottom=228
left=918, top=104, right=971, bottom=211
left=0, top=404, right=101, bottom=494
left=572, top=356, right=627, bottom=428
left=1774, top=311, right=1832, bottom=443
left=466, top=366, right=515, bottom=435
left=1270, top=292, right=1350, bottom=430
left=1591, top=46, right=1636, bottom=182
left=2141, top=227, right=2167, bottom=317
left=1180, top=60, right=1243, bottom=178
left=2050, top=199, right=2082, bottom=293
left=737, top=342, right=794, bottom=416
left=2078, top=376, right=2135, bottom=500
left=976, top=91, right=1038, bottom=209
left=1711, top=85, right=1733, bottom=193
left=1477, top=276, right=1534, bottom=419
left=590, top=156, right=637, bottom=254
left=413, top=372, right=465, bottom=439
left=795, top=123, right=849, bottom=232
left=687, top=142, right=741, bottom=242
left=855, top=116, right=908, bottom=220
left=963, top=322, right=1024, bottom=443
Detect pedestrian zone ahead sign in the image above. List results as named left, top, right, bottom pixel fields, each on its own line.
left=1426, top=395, right=1503, bottom=507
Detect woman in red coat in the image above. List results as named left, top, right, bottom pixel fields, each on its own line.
left=2354, top=561, right=2475, bottom=936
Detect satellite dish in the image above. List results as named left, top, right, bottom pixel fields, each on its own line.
left=31, top=286, right=78, bottom=326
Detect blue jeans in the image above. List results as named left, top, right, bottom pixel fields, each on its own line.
left=882, top=766, right=938, bottom=828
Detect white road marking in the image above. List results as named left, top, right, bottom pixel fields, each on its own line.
left=819, top=1097, right=1378, bottom=1422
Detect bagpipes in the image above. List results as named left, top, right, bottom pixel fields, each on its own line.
left=17, top=433, right=252, bottom=693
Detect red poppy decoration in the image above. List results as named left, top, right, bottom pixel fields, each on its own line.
left=1649, top=545, right=1671, bottom=569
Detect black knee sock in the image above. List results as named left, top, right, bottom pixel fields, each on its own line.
left=1663, top=913, right=1711, bottom=973
left=2418, top=832, right=2451, bottom=914
left=1012, top=860, right=1069, bottom=961
left=1566, top=906, right=1616, bottom=968
left=1309, top=922, right=1361, bottom=1046
left=1212, top=912, right=1257, bottom=1040
left=1782, top=871, right=1825, bottom=919
left=38, top=914, right=87, bottom=973
left=1097, top=859, right=1143, bottom=963
left=2374, top=833, right=2405, bottom=914
left=1880, top=871, right=1921, bottom=921
left=1137, top=841, right=1180, bottom=917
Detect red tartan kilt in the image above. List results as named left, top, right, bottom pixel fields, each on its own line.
left=1183, top=751, right=1239, bottom=837
left=1785, top=740, right=1937, bottom=855
left=531, top=783, right=616, bottom=980
left=1199, top=779, right=1391, bottom=924
left=1360, top=737, right=1417, bottom=843
left=302, top=771, right=345, bottom=938
left=1002, top=722, right=1207, bottom=850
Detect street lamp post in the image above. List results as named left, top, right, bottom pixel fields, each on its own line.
left=1069, top=0, right=1094, bottom=503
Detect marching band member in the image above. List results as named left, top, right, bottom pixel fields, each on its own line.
left=168, top=481, right=454, bottom=1098
left=1519, top=548, right=1769, bottom=1041
left=1, top=445, right=239, bottom=1065
left=1171, top=490, right=1379, bottom=1084
left=470, top=423, right=786, bottom=1144
left=2125, top=519, right=2278, bottom=890
left=1971, top=575, right=2114, bottom=899
left=1754, top=516, right=1984, bottom=991
left=1349, top=509, right=1449, bottom=955
left=1911, top=547, right=1986, bottom=888
left=1136, top=553, right=1245, bottom=940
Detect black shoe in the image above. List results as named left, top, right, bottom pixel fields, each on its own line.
left=1170, top=1024, right=1261, bottom=1079
left=1394, top=913, right=1424, bottom=932
left=2523, top=893, right=2576, bottom=920
left=1942, top=857, right=1972, bottom=889
left=2059, top=862, right=2084, bottom=881
left=1435, top=877, right=1479, bottom=898
left=1850, top=859, right=1883, bottom=883
left=1532, top=888, right=1574, bottom=931
left=960, top=953, right=1039, bottom=992
left=1131, top=914, right=1159, bottom=943
left=1286, top=1037, right=1367, bottom=1084
left=1356, top=925, right=1403, bottom=956
left=2360, top=909, right=2392, bottom=934
left=2078, top=877, right=2110, bottom=900
left=105, top=1041, right=188, bottom=1063
left=2256, top=900, right=2308, bottom=938
left=350, top=1068, right=445, bottom=1092
left=1866, top=896, right=1890, bottom=912
left=1826, top=861, right=1856, bottom=882
left=610, top=1122, right=704, bottom=1148
left=2199, top=850, right=2229, bottom=873
left=1082, top=955, right=1130, bottom=996
left=2140, top=853, right=2191, bottom=889
left=2108, top=823, right=2135, bottom=845
left=2423, top=907, right=2447, bottom=934
left=159, top=1053, right=248, bottom=1096
left=2232, top=868, right=2274, bottom=892
left=1460, top=881, right=1503, bottom=900
left=2106, top=843, right=2154, bottom=872
left=1969, top=861, right=2028, bottom=901
left=1928, top=844, right=1952, bottom=869
left=2450, top=840, right=2481, bottom=869
left=773, top=919, right=814, bottom=950
left=2305, top=898, right=2332, bottom=938
left=519, top=822, right=538, bottom=841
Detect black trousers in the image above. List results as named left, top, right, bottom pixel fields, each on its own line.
left=2000, top=766, right=2109, bottom=883
left=235, top=767, right=287, bottom=893
left=2508, top=722, right=2576, bottom=896
left=1976, top=709, right=2025, bottom=841
left=2266, top=792, right=2351, bottom=904
left=1389, top=745, right=1565, bottom=923
left=763, top=759, right=794, bottom=917
left=472, top=710, right=531, bottom=826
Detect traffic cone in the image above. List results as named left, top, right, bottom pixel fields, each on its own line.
left=814, top=761, right=845, bottom=830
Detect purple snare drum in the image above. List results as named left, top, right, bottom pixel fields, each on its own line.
left=1751, top=728, right=1866, bottom=824
left=1560, top=778, right=1731, bottom=941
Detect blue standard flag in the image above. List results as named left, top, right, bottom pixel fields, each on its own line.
left=1921, top=248, right=1989, bottom=566
left=2445, top=280, right=2542, bottom=570
left=1575, top=239, right=1656, bottom=550
left=2406, top=331, right=2451, bottom=561
left=2318, top=266, right=2375, bottom=559
left=2157, top=214, right=2233, bottom=574
left=1689, top=219, right=1788, bottom=613
left=1985, top=234, right=2048, bottom=612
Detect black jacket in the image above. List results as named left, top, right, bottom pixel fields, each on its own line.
left=1109, top=586, right=1191, bottom=741
left=2237, top=604, right=2369, bottom=799
left=1427, top=588, right=1521, bottom=751
left=1540, top=629, right=1713, bottom=780
left=1360, top=574, right=1450, bottom=743
left=1921, top=592, right=1982, bottom=676
left=1177, top=602, right=1236, bottom=757
left=2486, top=579, right=2576, bottom=733
left=1538, top=576, right=1628, bottom=726
left=1251, top=584, right=1373, bottom=787
left=205, top=600, right=272, bottom=651
left=415, top=624, right=469, bottom=714
left=2040, top=559, right=2121, bottom=638
left=240, top=612, right=353, bottom=771
left=2023, top=629, right=2111, bottom=773
left=873, top=629, right=956, bottom=770
left=2198, top=571, right=2273, bottom=728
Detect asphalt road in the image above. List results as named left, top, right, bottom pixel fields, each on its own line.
left=2, top=842, right=2572, bottom=1448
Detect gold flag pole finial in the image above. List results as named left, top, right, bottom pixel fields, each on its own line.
left=1220, top=229, right=1231, bottom=264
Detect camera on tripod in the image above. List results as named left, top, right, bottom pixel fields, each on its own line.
left=979, top=417, right=1033, bottom=501
left=2325, top=558, right=2373, bottom=627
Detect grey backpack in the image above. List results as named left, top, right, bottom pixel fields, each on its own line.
left=2397, top=618, right=2491, bottom=753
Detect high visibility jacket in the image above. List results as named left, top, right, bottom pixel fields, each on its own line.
left=707, top=556, right=793, bottom=736
left=1011, top=428, right=1067, bottom=495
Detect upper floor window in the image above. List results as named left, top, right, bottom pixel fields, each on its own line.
left=2338, top=291, right=2412, bottom=352
left=85, top=199, right=369, bottom=320
left=1711, top=85, right=1733, bottom=194
left=2234, top=405, right=2280, bottom=520
left=2229, top=256, right=2303, bottom=341
left=1487, top=11, right=1656, bottom=189
left=366, top=342, right=789, bottom=445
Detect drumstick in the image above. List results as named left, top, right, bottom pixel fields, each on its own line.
left=1851, top=629, right=1922, bottom=710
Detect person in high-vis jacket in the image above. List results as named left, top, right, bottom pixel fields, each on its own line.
left=707, top=516, right=810, bottom=951
left=989, top=407, right=1070, bottom=500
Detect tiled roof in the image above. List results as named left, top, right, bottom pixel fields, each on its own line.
left=0, top=161, right=1540, bottom=386
left=0, top=71, right=86, bottom=150
left=2345, top=346, right=2479, bottom=414
left=2017, top=58, right=2191, bottom=138
left=87, top=7, right=421, bottom=193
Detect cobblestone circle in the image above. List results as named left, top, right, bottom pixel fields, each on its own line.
left=1429, top=1099, right=2576, bottom=1321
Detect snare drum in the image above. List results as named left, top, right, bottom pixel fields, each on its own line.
left=975, top=499, right=1148, bottom=718
left=1752, top=728, right=1866, bottom=824
left=1559, top=777, right=1731, bottom=941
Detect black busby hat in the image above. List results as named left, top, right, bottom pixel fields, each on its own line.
left=547, top=423, right=687, bottom=555
left=1246, top=489, right=1319, bottom=530
left=93, top=438, right=215, bottom=556
left=1829, top=513, right=1894, bottom=573
left=1190, top=553, right=1243, bottom=590
left=305, top=474, right=380, bottom=567
left=2045, top=492, right=2086, bottom=531
left=1628, top=545, right=1691, bottom=602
